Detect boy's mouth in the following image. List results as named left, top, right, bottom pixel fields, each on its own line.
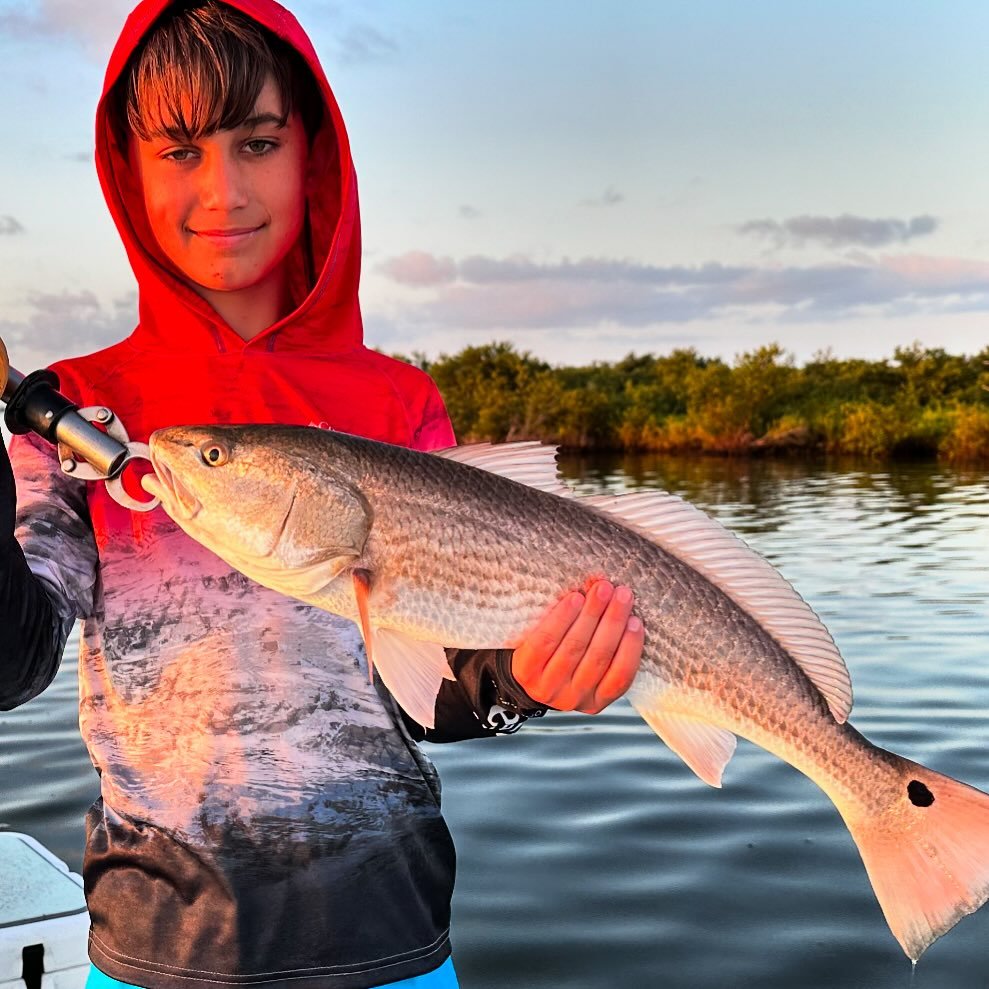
left=191, top=224, right=265, bottom=248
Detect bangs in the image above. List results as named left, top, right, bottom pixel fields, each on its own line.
left=119, top=2, right=320, bottom=143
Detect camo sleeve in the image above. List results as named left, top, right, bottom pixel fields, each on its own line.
left=0, top=433, right=99, bottom=710
left=402, top=648, right=548, bottom=743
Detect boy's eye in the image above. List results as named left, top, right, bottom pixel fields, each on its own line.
left=161, top=148, right=197, bottom=163
left=244, top=139, right=278, bottom=156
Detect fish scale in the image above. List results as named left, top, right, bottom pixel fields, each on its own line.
left=301, top=437, right=890, bottom=814
left=143, top=423, right=989, bottom=962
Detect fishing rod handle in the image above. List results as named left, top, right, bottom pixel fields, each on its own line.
left=0, top=338, right=128, bottom=478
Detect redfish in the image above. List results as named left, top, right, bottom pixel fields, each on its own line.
left=143, top=424, right=989, bottom=960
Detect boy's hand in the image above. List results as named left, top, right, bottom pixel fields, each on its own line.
left=511, top=580, right=644, bottom=714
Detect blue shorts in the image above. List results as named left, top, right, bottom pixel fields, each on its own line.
left=87, top=957, right=460, bottom=989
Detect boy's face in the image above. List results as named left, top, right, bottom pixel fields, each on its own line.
left=132, top=77, right=309, bottom=301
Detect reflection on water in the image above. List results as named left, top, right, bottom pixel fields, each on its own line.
left=2, top=456, right=988, bottom=988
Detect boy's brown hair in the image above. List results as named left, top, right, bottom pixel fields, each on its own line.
left=112, top=0, right=323, bottom=146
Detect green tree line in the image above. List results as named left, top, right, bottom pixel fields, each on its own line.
left=401, top=342, right=989, bottom=461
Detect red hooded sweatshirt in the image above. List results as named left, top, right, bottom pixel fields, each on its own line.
left=4, top=2, right=542, bottom=986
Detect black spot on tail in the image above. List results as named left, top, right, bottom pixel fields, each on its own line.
left=908, top=779, right=935, bottom=807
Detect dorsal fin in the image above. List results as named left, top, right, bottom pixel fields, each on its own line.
left=434, top=441, right=851, bottom=722
left=433, top=442, right=572, bottom=497
left=584, top=490, right=853, bottom=723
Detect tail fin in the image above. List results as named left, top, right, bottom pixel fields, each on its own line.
left=842, top=756, right=989, bottom=960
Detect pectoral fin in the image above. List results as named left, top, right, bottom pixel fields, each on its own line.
left=351, top=570, right=455, bottom=729
left=353, top=569, right=375, bottom=682
left=633, top=703, right=737, bottom=788
left=372, top=630, right=456, bottom=729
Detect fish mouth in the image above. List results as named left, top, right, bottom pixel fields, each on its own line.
left=142, top=453, right=201, bottom=522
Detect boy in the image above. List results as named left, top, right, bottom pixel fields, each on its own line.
left=0, top=2, right=643, bottom=987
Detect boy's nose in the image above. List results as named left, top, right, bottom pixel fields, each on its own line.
left=199, top=153, right=250, bottom=211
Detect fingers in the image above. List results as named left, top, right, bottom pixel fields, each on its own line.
left=541, top=580, right=629, bottom=697
left=510, top=590, right=585, bottom=689
left=512, top=580, right=645, bottom=713
left=577, top=608, right=643, bottom=714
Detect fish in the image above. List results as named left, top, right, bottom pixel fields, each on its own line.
left=142, top=423, right=989, bottom=961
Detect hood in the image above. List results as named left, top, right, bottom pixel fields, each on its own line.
left=96, top=0, right=361, bottom=355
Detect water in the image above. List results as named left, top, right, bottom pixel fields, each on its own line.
left=2, top=456, right=988, bottom=988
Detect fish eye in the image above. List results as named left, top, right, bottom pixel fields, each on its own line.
left=200, top=442, right=229, bottom=467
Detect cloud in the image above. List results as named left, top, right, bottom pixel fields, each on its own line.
left=27, top=290, right=100, bottom=316
left=335, top=23, right=399, bottom=64
left=382, top=252, right=747, bottom=287
left=379, top=251, right=458, bottom=287
left=462, top=255, right=747, bottom=286
left=0, top=291, right=136, bottom=371
left=0, top=0, right=132, bottom=58
left=459, top=205, right=481, bottom=220
left=0, top=216, right=24, bottom=236
left=738, top=213, right=939, bottom=249
left=581, top=186, right=624, bottom=208
left=0, top=10, right=36, bottom=37
left=0, top=2, right=400, bottom=68
left=404, top=280, right=710, bottom=331
left=375, top=249, right=989, bottom=331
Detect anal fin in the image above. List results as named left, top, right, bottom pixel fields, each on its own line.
left=633, top=703, right=737, bottom=788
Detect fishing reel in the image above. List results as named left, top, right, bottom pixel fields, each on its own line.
left=0, top=337, right=158, bottom=512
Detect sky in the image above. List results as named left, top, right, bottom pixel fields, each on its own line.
left=1, top=0, right=989, bottom=373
